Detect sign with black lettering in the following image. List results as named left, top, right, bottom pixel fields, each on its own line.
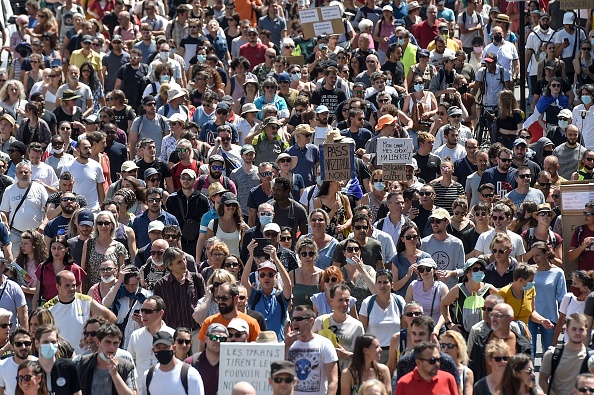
left=320, top=142, right=355, bottom=181
left=383, top=163, right=407, bottom=182
left=376, top=138, right=414, bottom=165
left=560, top=0, right=594, bottom=9
left=218, top=343, right=285, bottom=395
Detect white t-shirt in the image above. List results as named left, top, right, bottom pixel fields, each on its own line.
left=0, top=182, right=48, bottom=232
left=31, top=162, right=58, bottom=188
left=359, top=294, right=405, bottom=347
left=288, top=335, right=339, bottom=395
left=62, top=159, right=105, bottom=211
left=474, top=229, right=526, bottom=258
left=312, top=315, right=364, bottom=371
left=46, top=293, right=92, bottom=355
left=526, top=28, right=554, bottom=76
left=559, top=292, right=586, bottom=343
left=434, top=143, right=466, bottom=162
left=554, top=28, right=587, bottom=59
left=0, top=356, right=38, bottom=395
left=142, top=361, right=204, bottom=395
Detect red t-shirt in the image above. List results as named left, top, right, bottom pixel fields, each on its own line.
left=35, top=263, right=87, bottom=301
left=414, top=21, right=439, bottom=50
left=170, top=160, right=201, bottom=190
left=395, top=367, right=458, bottom=395
left=571, top=225, right=594, bottom=270
left=239, top=43, right=268, bottom=71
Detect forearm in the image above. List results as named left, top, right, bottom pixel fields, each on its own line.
left=193, top=296, right=213, bottom=323
left=110, top=372, right=134, bottom=395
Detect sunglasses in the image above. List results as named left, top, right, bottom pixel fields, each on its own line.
left=99, top=267, right=115, bottom=273
left=404, top=311, right=422, bottom=317
left=280, top=236, right=292, bottom=242
left=96, top=221, right=111, bottom=227
left=404, top=234, right=418, bottom=240
left=13, top=341, right=32, bottom=348
left=538, top=211, right=553, bottom=217
left=208, top=334, right=228, bottom=342
left=454, top=211, right=467, bottom=216
left=273, top=377, right=294, bottom=384
left=214, top=295, right=230, bottom=301
left=228, top=331, right=246, bottom=338
left=517, top=174, right=531, bottom=179
left=429, top=218, right=444, bottom=224
left=440, top=343, right=456, bottom=349
left=552, top=194, right=560, bottom=198
left=84, top=331, right=98, bottom=337
left=481, top=193, right=494, bottom=198
left=278, top=158, right=292, bottom=163
left=212, top=165, right=224, bottom=171
left=164, top=234, right=180, bottom=239
left=147, top=198, right=161, bottom=203
left=491, top=215, right=506, bottom=221
left=498, top=157, right=512, bottom=162
left=419, top=191, right=433, bottom=197
left=0, top=323, right=10, bottom=329
left=354, top=225, right=367, bottom=230
left=468, top=267, right=483, bottom=272
left=585, top=212, right=594, bottom=217
left=259, top=272, right=275, bottom=278
left=141, top=308, right=160, bottom=314
left=417, top=267, right=432, bottom=273
left=260, top=171, right=273, bottom=177
left=550, top=83, right=561, bottom=88
left=300, top=251, right=315, bottom=258
left=61, top=197, right=76, bottom=202
left=151, top=250, right=164, bottom=256
left=346, top=246, right=360, bottom=253
left=491, top=248, right=509, bottom=254
left=324, top=277, right=338, bottom=283
left=224, top=262, right=240, bottom=268
left=492, top=355, right=510, bottom=362
left=148, top=177, right=161, bottom=183
left=17, top=375, right=34, bottom=383
left=419, top=357, right=440, bottom=365
left=291, top=316, right=310, bottom=322
left=176, top=339, right=191, bottom=345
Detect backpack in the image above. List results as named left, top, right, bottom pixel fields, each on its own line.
left=249, top=290, right=287, bottom=326
left=136, top=114, right=168, bottom=136
left=146, top=362, right=190, bottom=395
left=318, top=314, right=339, bottom=347
left=454, top=284, right=489, bottom=332
left=461, top=10, right=482, bottom=27
left=547, top=344, right=594, bottom=395
left=195, top=176, right=232, bottom=194
left=366, top=293, right=404, bottom=317
left=526, top=227, right=557, bottom=251
left=476, top=66, right=505, bottom=106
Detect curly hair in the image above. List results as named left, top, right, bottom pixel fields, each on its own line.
left=0, top=80, right=26, bottom=101
left=16, top=230, right=47, bottom=267
left=121, top=177, right=147, bottom=204
left=216, top=198, right=245, bottom=231
left=320, top=266, right=344, bottom=288
left=205, top=67, right=225, bottom=93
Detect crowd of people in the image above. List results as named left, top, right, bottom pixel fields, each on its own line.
left=2, top=0, right=594, bottom=394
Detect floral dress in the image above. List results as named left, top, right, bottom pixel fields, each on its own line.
left=321, top=199, right=347, bottom=241
left=85, top=239, right=128, bottom=287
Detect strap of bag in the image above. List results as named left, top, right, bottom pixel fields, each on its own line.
left=38, top=263, right=46, bottom=304
left=429, top=284, right=439, bottom=318
left=177, top=194, right=187, bottom=222
left=548, top=344, right=565, bottom=395
left=9, top=184, right=32, bottom=230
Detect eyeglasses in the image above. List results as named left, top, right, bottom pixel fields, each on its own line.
left=216, top=110, right=229, bottom=115
left=224, top=262, right=240, bottom=268
left=17, top=375, right=34, bottom=383
left=291, top=316, right=310, bottom=322
left=418, top=357, right=440, bottom=365
left=346, top=246, right=360, bottom=253
left=280, top=236, right=292, bottom=242
left=498, top=157, right=512, bottom=162
left=585, top=212, right=594, bottom=217
left=491, top=215, right=506, bottom=221
left=214, top=295, right=230, bottom=302
left=354, top=225, right=367, bottom=230
left=481, top=193, right=494, bottom=198
left=141, top=308, right=160, bottom=314
left=273, top=377, right=294, bottom=384
left=404, top=234, right=418, bottom=240
left=492, top=355, right=510, bottom=362
left=311, top=218, right=324, bottom=223
left=440, top=343, right=456, bottom=349
left=61, top=197, right=76, bottom=202
left=491, top=248, right=509, bottom=254
left=519, top=134, right=531, bottom=139
left=148, top=177, right=161, bottom=183
left=482, top=306, right=493, bottom=312
left=212, top=253, right=226, bottom=258
left=176, top=339, right=191, bottom=345
left=208, top=334, right=228, bottom=342
left=99, top=267, right=115, bottom=273
left=429, top=218, right=444, bottom=224
left=517, top=173, right=531, bottom=179
left=147, top=198, right=161, bottom=203
left=96, top=221, right=111, bottom=227
left=300, top=251, right=315, bottom=258
left=180, top=176, right=194, bottom=181
left=419, top=191, right=433, bottom=197
left=151, top=250, right=165, bottom=256
left=579, top=388, right=594, bottom=394
left=550, top=84, right=561, bottom=88
left=84, top=331, right=98, bottom=337
left=13, top=341, right=32, bottom=348
left=260, top=171, right=273, bottom=177
left=522, top=368, right=535, bottom=375
left=417, top=267, right=432, bottom=273
left=259, top=272, right=275, bottom=278
left=454, top=211, right=467, bottom=216
left=324, top=277, right=338, bottom=283
left=404, top=311, right=422, bottom=317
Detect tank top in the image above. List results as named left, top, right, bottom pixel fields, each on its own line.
left=115, top=224, right=128, bottom=253
left=411, top=279, right=443, bottom=323
left=230, top=75, right=245, bottom=102
left=363, top=192, right=382, bottom=223
left=44, top=88, right=58, bottom=111
left=209, top=219, right=241, bottom=255
left=378, top=20, right=395, bottom=52
left=291, top=270, right=320, bottom=309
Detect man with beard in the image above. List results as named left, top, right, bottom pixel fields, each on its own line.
left=484, top=25, right=519, bottom=79
left=526, top=13, right=554, bottom=98
left=187, top=324, right=224, bottom=395
left=227, top=318, right=250, bottom=343
left=249, top=117, right=289, bottom=166
left=239, top=28, right=268, bottom=70
left=75, top=324, right=137, bottom=395
left=101, top=123, right=128, bottom=183
left=434, top=125, right=466, bottom=162
left=43, top=192, right=78, bottom=249
left=260, top=222, right=299, bottom=272
left=114, top=48, right=148, bottom=111
left=67, top=209, right=94, bottom=264
left=132, top=189, right=179, bottom=248
left=134, top=138, right=174, bottom=193
left=170, top=139, right=200, bottom=189
left=480, top=147, right=518, bottom=193
left=572, top=150, right=594, bottom=180
left=98, top=108, right=127, bottom=146
left=61, top=139, right=105, bottom=212
left=0, top=328, right=37, bottom=395
left=556, top=125, right=588, bottom=180
left=197, top=282, right=260, bottom=351
left=312, top=106, right=333, bottom=147
left=505, top=165, right=545, bottom=211
left=194, top=155, right=237, bottom=196
left=208, top=125, right=242, bottom=177
left=511, top=138, right=541, bottom=186
left=311, top=67, right=348, bottom=126
left=465, top=149, right=490, bottom=208
left=129, top=96, right=170, bottom=159
left=269, top=177, right=308, bottom=239
left=200, top=103, right=240, bottom=146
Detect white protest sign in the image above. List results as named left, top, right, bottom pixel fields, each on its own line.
left=218, top=342, right=285, bottom=395
left=376, top=138, right=414, bottom=165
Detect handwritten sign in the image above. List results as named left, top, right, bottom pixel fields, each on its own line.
left=376, top=138, right=413, bottom=165
left=561, top=190, right=592, bottom=211
left=560, top=0, right=594, bottom=9
left=218, top=343, right=285, bottom=395
left=320, top=142, right=355, bottom=181
left=299, top=6, right=346, bottom=39
left=383, top=163, right=407, bottom=182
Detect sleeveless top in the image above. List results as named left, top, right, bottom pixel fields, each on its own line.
left=230, top=75, right=245, bottom=102
left=321, top=196, right=347, bottom=241
left=410, top=279, right=444, bottom=323
left=378, top=20, right=395, bottom=52
left=208, top=219, right=241, bottom=255
left=44, top=88, right=58, bottom=111
left=407, top=91, right=433, bottom=116
left=115, top=224, right=129, bottom=255
left=363, top=192, right=382, bottom=224
left=290, top=270, right=320, bottom=308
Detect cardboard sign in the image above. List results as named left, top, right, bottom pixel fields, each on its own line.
left=299, top=6, right=346, bottom=39
left=560, top=0, right=594, bottom=9
left=286, top=55, right=305, bottom=65
left=376, top=138, right=414, bottom=165
left=320, top=142, right=355, bottom=181
left=383, top=163, right=407, bottom=182
left=218, top=343, right=285, bottom=395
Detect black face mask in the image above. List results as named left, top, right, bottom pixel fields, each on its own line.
left=154, top=350, right=174, bottom=365
left=17, top=49, right=29, bottom=57
left=458, top=85, right=468, bottom=94
left=543, top=150, right=553, bottom=157
left=493, top=34, right=503, bottom=43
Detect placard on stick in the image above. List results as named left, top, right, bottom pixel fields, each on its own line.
left=376, top=138, right=414, bottom=165
left=560, top=0, right=594, bottom=9
left=298, top=6, right=346, bottom=39
left=383, top=163, right=407, bottom=182
left=218, top=342, right=285, bottom=395
left=320, top=142, right=355, bottom=181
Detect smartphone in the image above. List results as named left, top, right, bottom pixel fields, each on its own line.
left=564, top=38, right=570, bottom=43
left=253, top=238, right=272, bottom=258
left=412, top=199, right=420, bottom=210
left=134, top=309, right=140, bottom=314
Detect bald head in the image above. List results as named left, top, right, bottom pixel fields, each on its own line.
left=494, top=303, right=514, bottom=317
left=231, top=382, right=257, bottom=395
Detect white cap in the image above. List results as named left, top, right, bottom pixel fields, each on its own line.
left=148, top=220, right=164, bottom=233
left=563, top=11, right=575, bottom=25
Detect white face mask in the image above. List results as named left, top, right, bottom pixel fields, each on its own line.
left=159, top=51, right=169, bottom=60
left=53, top=148, right=64, bottom=154
left=101, top=275, right=115, bottom=283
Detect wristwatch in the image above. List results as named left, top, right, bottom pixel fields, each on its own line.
left=445, top=321, right=453, bottom=328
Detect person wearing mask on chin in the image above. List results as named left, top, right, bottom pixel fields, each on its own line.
left=144, top=331, right=205, bottom=395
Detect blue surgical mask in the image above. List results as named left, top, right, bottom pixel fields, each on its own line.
left=259, top=215, right=273, bottom=226
left=583, top=95, right=592, bottom=105
left=316, top=176, right=323, bottom=187
left=591, top=38, right=594, bottom=46
left=99, top=352, right=110, bottom=362
left=522, top=281, right=535, bottom=291
left=374, top=182, right=385, bottom=191
left=159, top=51, right=169, bottom=60
left=345, top=257, right=356, bottom=265
left=558, top=120, right=568, bottom=129
left=414, top=84, right=424, bottom=92
left=471, top=271, right=485, bottom=283
left=291, top=72, right=301, bottom=81
left=197, top=54, right=207, bottom=63
left=386, top=80, right=392, bottom=86
left=40, top=343, right=58, bottom=359
left=160, top=75, right=170, bottom=84
left=397, top=38, right=405, bottom=46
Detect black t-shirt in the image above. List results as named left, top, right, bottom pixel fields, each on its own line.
left=135, top=158, right=172, bottom=188
left=113, top=106, right=136, bottom=133
left=534, top=78, right=572, bottom=98
left=53, top=107, right=83, bottom=139
left=46, top=358, right=81, bottom=395
left=310, top=87, right=348, bottom=118
left=497, top=109, right=524, bottom=130
left=381, top=60, right=405, bottom=87
left=116, top=63, right=149, bottom=110
left=414, top=152, right=441, bottom=184
left=41, top=110, right=57, bottom=135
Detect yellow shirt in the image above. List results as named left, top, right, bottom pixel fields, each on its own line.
left=427, top=38, right=461, bottom=53
left=69, top=49, right=102, bottom=73
left=402, top=44, right=418, bottom=78
left=497, top=284, right=535, bottom=325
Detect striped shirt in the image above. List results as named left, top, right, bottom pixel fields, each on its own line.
left=431, top=180, right=465, bottom=216
left=153, top=271, right=205, bottom=330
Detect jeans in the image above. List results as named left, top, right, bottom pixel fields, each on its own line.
left=528, top=320, right=555, bottom=359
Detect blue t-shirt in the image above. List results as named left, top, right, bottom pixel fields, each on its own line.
left=200, top=208, right=218, bottom=234
left=247, top=185, right=272, bottom=211
left=44, top=215, right=71, bottom=239
left=248, top=288, right=290, bottom=341
left=0, top=223, right=9, bottom=247
left=340, top=128, right=373, bottom=151
left=438, top=8, right=455, bottom=22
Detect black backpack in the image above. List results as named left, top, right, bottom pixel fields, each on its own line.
left=146, top=362, right=190, bottom=395
left=546, top=344, right=594, bottom=394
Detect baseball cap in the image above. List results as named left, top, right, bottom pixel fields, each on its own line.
left=220, top=192, right=239, bottom=205
left=315, top=105, right=329, bottom=114
left=209, top=154, right=225, bottom=165
left=111, top=35, right=123, bottom=43
left=216, top=102, right=230, bottom=112
left=152, top=331, right=174, bottom=347
left=417, top=257, right=437, bottom=268
left=271, top=361, right=296, bottom=378
left=513, top=138, right=528, bottom=147
left=263, top=223, right=281, bottom=234
left=207, top=323, right=229, bottom=335
left=142, top=95, right=156, bottom=105
left=241, top=145, right=256, bottom=155
left=447, top=106, right=463, bottom=116
left=257, top=261, right=278, bottom=272
left=277, top=73, right=291, bottom=83
left=463, top=257, right=488, bottom=272
left=181, top=169, right=197, bottom=179
left=148, top=220, right=165, bottom=233
left=429, top=208, right=451, bottom=221
left=121, top=161, right=139, bottom=172
left=227, top=318, right=250, bottom=334
left=82, top=35, right=93, bottom=44
left=78, top=209, right=94, bottom=227
left=558, top=109, right=572, bottom=119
